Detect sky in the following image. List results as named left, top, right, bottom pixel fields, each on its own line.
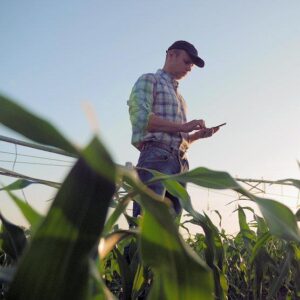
left=0, top=1, right=300, bottom=232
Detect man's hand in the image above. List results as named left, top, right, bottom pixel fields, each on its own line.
left=147, top=115, right=206, bottom=134
left=180, top=119, right=206, bottom=133
left=189, top=126, right=219, bottom=143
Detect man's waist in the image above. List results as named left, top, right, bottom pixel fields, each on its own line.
left=141, top=132, right=189, bottom=150
left=139, top=141, right=187, bottom=158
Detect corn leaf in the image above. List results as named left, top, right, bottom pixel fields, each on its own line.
left=0, top=94, right=77, bottom=155
left=0, top=180, right=35, bottom=191
left=254, top=197, right=300, bottom=243
left=140, top=200, right=213, bottom=300
left=5, top=190, right=42, bottom=229
left=123, top=172, right=214, bottom=299
left=7, top=138, right=116, bottom=300
left=153, top=168, right=300, bottom=243
left=146, top=170, right=228, bottom=299
left=267, top=245, right=293, bottom=299
left=249, top=232, right=271, bottom=264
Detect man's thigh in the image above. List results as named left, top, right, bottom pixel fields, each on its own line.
left=133, top=146, right=184, bottom=217
left=137, top=146, right=181, bottom=192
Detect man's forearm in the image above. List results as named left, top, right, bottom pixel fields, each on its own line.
left=147, top=114, right=182, bottom=133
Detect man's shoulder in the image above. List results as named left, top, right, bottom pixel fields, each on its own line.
left=136, top=72, right=158, bottom=84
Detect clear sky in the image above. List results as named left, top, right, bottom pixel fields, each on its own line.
left=0, top=1, right=300, bottom=232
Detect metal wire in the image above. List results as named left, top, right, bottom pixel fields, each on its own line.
left=0, top=159, right=73, bottom=167
left=0, top=150, right=74, bottom=163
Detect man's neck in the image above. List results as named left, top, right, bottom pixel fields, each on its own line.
left=162, top=67, right=176, bottom=79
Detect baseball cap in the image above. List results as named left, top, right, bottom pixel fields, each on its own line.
left=167, top=40, right=205, bottom=68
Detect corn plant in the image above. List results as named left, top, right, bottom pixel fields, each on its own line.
left=0, top=93, right=299, bottom=299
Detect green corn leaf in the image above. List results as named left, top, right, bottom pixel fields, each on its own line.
left=212, top=210, right=222, bottom=228
left=89, top=260, right=117, bottom=300
left=103, top=194, right=132, bottom=235
left=131, top=262, right=148, bottom=300
left=144, top=169, right=227, bottom=299
left=123, top=172, right=214, bottom=299
left=254, top=196, right=300, bottom=243
left=267, top=245, right=293, bottom=299
left=0, top=94, right=77, bottom=155
left=237, top=206, right=256, bottom=243
left=249, top=232, right=271, bottom=264
left=163, top=179, right=191, bottom=203
left=0, top=167, right=61, bottom=189
left=167, top=167, right=243, bottom=191
left=0, top=179, right=35, bottom=191
left=291, top=245, right=300, bottom=298
left=5, top=190, right=42, bottom=229
left=151, top=167, right=300, bottom=243
left=7, top=137, right=116, bottom=300
left=114, top=247, right=135, bottom=300
left=254, top=214, right=269, bottom=236
left=237, top=206, right=251, bottom=232
left=140, top=202, right=214, bottom=300
left=202, top=213, right=228, bottom=300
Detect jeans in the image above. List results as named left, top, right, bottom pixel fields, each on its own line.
left=133, top=143, right=189, bottom=217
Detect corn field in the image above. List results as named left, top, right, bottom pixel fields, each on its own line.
left=0, top=94, right=299, bottom=300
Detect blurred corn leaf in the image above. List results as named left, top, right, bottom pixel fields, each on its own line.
left=0, top=94, right=77, bottom=155
left=123, top=172, right=214, bottom=299
left=146, top=170, right=230, bottom=299
left=0, top=167, right=61, bottom=189
left=140, top=200, right=213, bottom=299
left=7, top=138, right=116, bottom=300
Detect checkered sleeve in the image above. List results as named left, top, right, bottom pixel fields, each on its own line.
left=127, top=74, right=156, bottom=148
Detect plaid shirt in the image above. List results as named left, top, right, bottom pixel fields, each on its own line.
left=127, top=69, right=189, bottom=151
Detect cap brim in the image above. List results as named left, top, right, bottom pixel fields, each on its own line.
left=191, top=55, right=205, bottom=68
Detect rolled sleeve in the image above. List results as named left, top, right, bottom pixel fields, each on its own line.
left=127, top=74, right=156, bottom=148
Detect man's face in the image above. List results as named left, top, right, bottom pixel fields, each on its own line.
left=168, top=50, right=194, bottom=80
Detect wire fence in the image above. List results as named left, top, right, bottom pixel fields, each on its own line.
left=0, top=134, right=299, bottom=234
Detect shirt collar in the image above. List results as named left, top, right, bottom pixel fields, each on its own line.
left=156, top=69, right=179, bottom=90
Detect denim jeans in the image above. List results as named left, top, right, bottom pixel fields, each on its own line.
left=133, top=144, right=189, bottom=217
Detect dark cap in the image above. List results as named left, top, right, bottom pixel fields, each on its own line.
left=167, top=40, right=205, bottom=68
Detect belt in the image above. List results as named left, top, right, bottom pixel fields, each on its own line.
left=140, top=141, right=186, bottom=158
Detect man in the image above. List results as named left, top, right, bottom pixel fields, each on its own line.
left=128, top=40, right=220, bottom=217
